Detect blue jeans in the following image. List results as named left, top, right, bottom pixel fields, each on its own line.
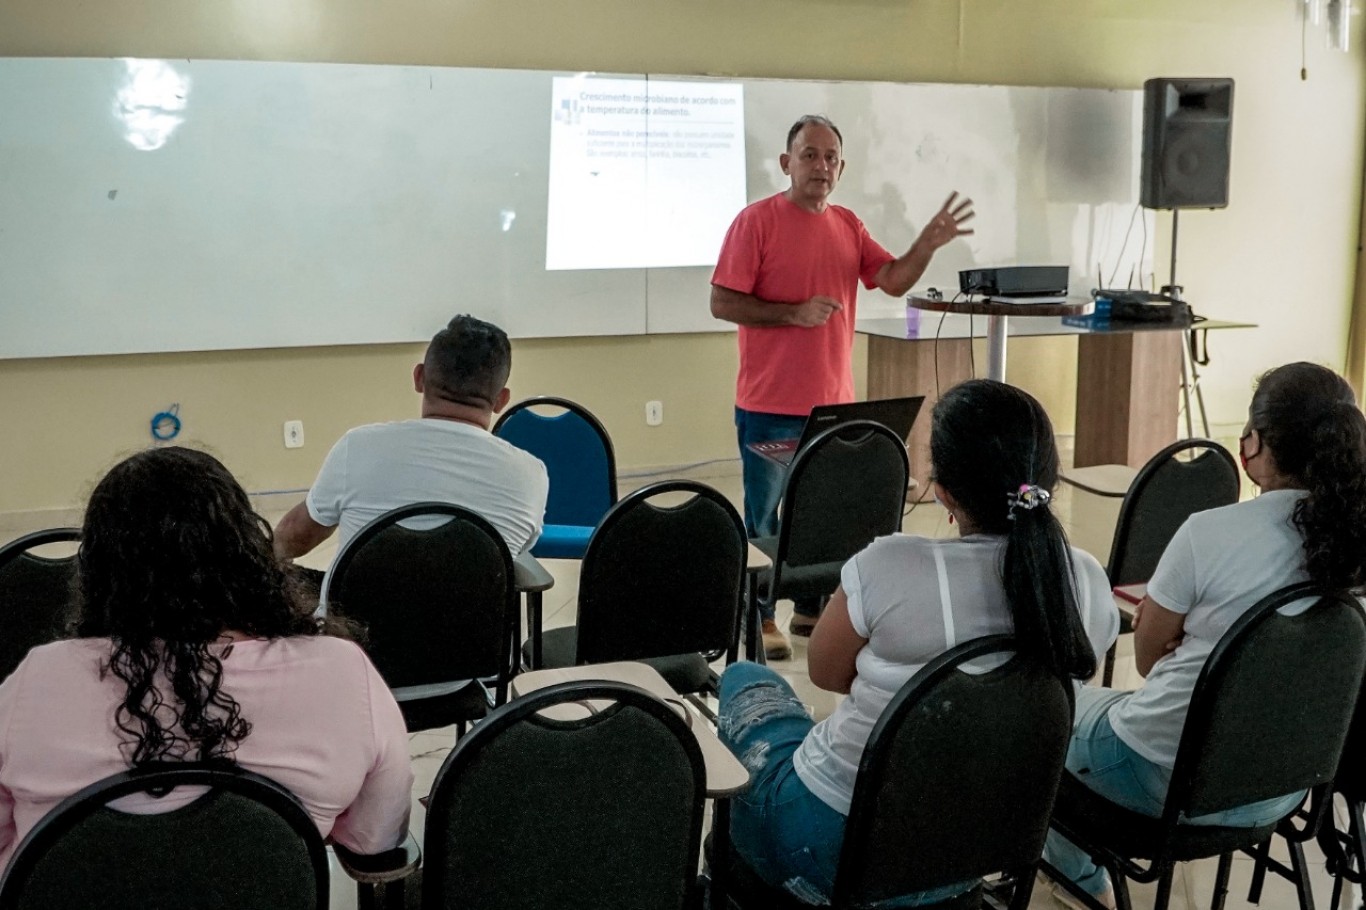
left=1045, top=687, right=1307, bottom=896
left=736, top=407, right=804, bottom=541
left=735, top=408, right=821, bottom=622
left=718, top=662, right=972, bottom=907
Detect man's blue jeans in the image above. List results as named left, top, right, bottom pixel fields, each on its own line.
left=1045, top=686, right=1307, bottom=897
left=736, top=407, right=804, bottom=539
left=717, top=662, right=973, bottom=906
left=735, top=407, right=823, bottom=623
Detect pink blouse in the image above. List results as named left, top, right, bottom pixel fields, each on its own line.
left=0, top=635, right=413, bottom=870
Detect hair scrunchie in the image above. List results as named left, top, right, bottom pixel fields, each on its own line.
left=1007, top=483, right=1051, bottom=520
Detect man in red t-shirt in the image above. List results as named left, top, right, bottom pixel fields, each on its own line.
left=711, top=114, right=974, bottom=659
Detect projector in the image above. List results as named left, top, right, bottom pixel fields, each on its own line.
left=958, top=266, right=1070, bottom=298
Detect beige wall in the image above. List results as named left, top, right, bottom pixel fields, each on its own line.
left=2, top=0, right=1362, bottom=514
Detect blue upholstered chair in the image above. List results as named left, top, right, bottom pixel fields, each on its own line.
left=493, top=396, right=618, bottom=560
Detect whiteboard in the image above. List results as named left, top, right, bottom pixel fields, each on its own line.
left=0, top=59, right=647, bottom=358
left=0, top=58, right=1152, bottom=359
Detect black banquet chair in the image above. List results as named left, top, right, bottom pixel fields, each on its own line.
left=723, top=634, right=1074, bottom=910
left=747, top=421, right=909, bottom=660
left=1092, top=439, right=1239, bottom=685
left=0, top=527, right=79, bottom=681
left=0, top=762, right=330, bottom=910
left=1243, top=668, right=1366, bottom=910
left=1040, top=582, right=1366, bottom=910
left=523, top=480, right=747, bottom=712
left=417, top=680, right=707, bottom=910
left=324, top=502, right=519, bottom=734
left=1313, top=682, right=1366, bottom=910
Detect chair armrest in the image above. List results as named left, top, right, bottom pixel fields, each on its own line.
left=749, top=536, right=778, bottom=561
left=514, top=553, right=552, bottom=670
left=1060, top=464, right=1137, bottom=497
left=745, top=542, right=771, bottom=573
left=333, top=832, right=422, bottom=884
left=513, top=552, right=555, bottom=592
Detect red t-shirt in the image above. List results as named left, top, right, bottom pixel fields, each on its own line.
left=712, top=193, right=894, bottom=415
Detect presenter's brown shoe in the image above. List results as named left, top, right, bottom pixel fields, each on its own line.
left=762, top=620, right=792, bottom=661
left=789, top=614, right=819, bottom=638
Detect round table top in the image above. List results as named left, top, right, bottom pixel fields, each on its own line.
left=907, top=294, right=1095, bottom=317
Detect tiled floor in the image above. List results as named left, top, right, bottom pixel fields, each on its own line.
left=4, top=437, right=1359, bottom=910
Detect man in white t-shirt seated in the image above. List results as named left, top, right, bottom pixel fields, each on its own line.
left=274, top=315, right=549, bottom=567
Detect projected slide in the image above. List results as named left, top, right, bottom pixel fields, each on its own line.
left=546, top=76, right=746, bottom=271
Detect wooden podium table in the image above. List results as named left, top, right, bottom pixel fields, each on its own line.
left=861, top=309, right=1254, bottom=495
left=906, top=294, right=1093, bottom=382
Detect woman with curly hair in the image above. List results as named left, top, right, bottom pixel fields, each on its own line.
left=1046, top=362, right=1366, bottom=908
left=0, top=446, right=412, bottom=870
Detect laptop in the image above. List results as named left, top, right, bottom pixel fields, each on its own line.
left=748, top=396, right=925, bottom=466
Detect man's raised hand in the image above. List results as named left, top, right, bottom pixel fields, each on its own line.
left=918, top=192, right=975, bottom=252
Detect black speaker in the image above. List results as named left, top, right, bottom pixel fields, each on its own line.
left=1140, top=77, right=1234, bottom=209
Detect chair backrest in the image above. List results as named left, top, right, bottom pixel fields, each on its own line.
left=1335, top=674, right=1366, bottom=803
left=575, top=480, right=746, bottom=665
left=493, top=396, right=618, bottom=527
left=0, top=528, right=79, bottom=681
left=423, top=681, right=706, bottom=910
left=1167, top=582, right=1366, bottom=823
left=835, top=635, right=1073, bottom=908
left=772, top=420, right=909, bottom=599
left=0, top=762, right=329, bottom=909
left=326, top=502, right=517, bottom=695
left=1108, top=439, right=1239, bottom=586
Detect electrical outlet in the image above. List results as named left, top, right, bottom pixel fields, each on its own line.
left=283, top=420, right=305, bottom=449
left=645, top=400, right=663, bottom=426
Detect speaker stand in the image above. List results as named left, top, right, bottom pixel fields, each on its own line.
left=1161, top=209, right=1211, bottom=440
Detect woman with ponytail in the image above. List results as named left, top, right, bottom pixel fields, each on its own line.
left=1045, top=362, right=1366, bottom=908
left=717, top=379, right=1119, bottom=906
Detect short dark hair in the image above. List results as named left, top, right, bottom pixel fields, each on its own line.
left=786, top=115, right=844, bottom=153
left=423, top=315, right=512, bottom=409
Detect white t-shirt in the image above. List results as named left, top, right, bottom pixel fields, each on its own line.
left=793, top=533, right=1120, bottom=815
left=307, top=418, right=549, bottom=559
left=1109, top=489, right=1310, bottom=768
